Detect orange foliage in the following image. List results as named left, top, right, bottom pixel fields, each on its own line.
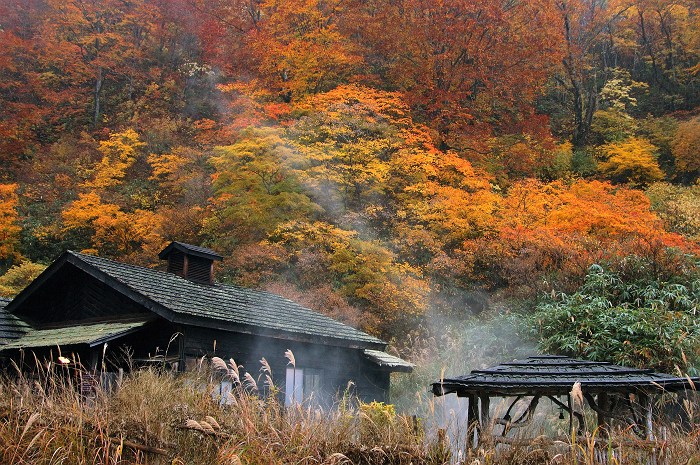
left=0, top=184, right=21, bottom=265
left=59, top=128, right=174, bottom=262
left=672, top=116, right=700, bottom=180
left=340, top=0, right=563, bottom=142
left=62, top=192, right=164, bottom=260
left=468, top=179, right=694, bottom=293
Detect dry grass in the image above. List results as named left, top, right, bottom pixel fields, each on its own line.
left=0, top=355, right=699, bottom=465
left=0, top=356, right=439, bottom=464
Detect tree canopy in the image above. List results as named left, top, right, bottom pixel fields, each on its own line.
left=0, top=0, right=698, bottom=360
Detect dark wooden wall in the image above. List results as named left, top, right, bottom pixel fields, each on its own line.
left=14, top=264, right=148, bottom=325
left=181, top=326, right=390, bottom=404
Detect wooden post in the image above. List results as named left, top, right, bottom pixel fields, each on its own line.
left=467, top=394, right=479, bottom=449
left=567, top=393, right=574, bottom=436
left=479, top=395, right=490, bottom=440
left=177, top=326, right=186, bottom=373
left=89, top=349, right=99, bottom=372
left=597, top=392, right=609, bottom=436
left=643, top=393, right=655, bottom=441
left=643, top=393, right=658, bottom=465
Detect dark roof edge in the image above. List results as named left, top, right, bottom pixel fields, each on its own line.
left=432, top=377, right=700, bottom=396
left=169, top=312, right=386, bottom=350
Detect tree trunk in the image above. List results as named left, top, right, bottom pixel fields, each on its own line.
left=94, top=67, right=103, bottom=127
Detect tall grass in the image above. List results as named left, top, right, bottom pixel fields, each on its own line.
left=0, top=353, right=698, bottom=464
left=0, top=355, right=442, bottom=464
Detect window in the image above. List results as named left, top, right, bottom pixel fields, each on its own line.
left=285, top=367, right=323, bottom=406
left=217, top=380, right=234, bottom=405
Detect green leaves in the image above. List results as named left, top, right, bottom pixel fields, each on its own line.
left=532, top=261, right=700, bottom=372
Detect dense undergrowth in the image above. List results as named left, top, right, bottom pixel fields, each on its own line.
left=2, top=356, right=700, bottom=465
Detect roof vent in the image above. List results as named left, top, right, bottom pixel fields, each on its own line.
left=158, top=242, right=223, bottom=284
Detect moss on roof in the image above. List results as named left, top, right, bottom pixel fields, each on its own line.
left=0, top=297, right=29, bottom=345
left=1, top=319, right=150, bottom=350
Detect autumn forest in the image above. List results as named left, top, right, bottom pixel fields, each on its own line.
left=1, top=0, right=699, bottom=370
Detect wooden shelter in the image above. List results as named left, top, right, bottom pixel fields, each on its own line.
left=0, top=242, right=413, bottom=404
left=432, top=355, right=699, bottom=445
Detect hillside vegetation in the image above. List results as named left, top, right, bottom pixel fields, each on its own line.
left=0, top=0, right=699, bottom=370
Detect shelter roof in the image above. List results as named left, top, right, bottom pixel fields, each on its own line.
left=1, top=318, right=150, bottom=350
left=432, top=355, right=700, bottom=397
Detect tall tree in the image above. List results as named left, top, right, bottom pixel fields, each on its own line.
left=341, top=0, right=563, bottom=148
left=616, top=0, right=700, bottom=113
left=198, top=0, right=360, bottom=102
left=554, top=0, right=631, bottom=146
left=42, top=0, right=153, bottom=126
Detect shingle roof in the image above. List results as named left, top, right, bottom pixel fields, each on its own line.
left=363, top=349, right=414, bottom=372
left=1, top=319, right=150, bottom=350
left=158, top=242, right=223, bottom=260
left=65, top=251, right=384, bottom=348
left=433, top=355, right=700, bottom=396
left=0, top=298, right=29, bottom=345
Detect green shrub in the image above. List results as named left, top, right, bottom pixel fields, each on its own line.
left=531, top=260, right=700, bottom=372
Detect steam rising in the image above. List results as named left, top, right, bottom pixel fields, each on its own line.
left=391, top=307, right=538, bottom=455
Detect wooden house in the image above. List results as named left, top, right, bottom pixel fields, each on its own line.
left=0, top=242, right=412, bottom=404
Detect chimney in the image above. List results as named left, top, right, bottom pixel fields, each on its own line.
left=158, top=242, right=223, bottom=284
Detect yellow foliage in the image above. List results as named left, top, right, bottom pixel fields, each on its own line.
left=0, top=261, right=47, bottom=297
left=85, top=129, right=145, bottom=188
left=598, top=137, right=665, bottom=186
left=647, top=182, right=700, bottom=243
left=269, top=221, right=429, bottom=335
left=0, top=183, right=22, bottom=263
left=147, top=146, right=206, bottom=201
